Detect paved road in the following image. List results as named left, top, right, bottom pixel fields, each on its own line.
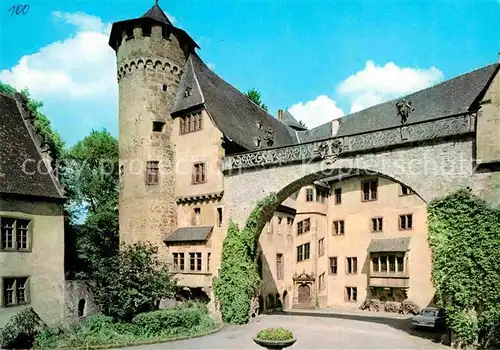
left=126, top=314, right=448, bottom=349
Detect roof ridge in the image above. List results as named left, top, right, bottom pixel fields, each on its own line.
left=13, top=95, right=65, bottom=198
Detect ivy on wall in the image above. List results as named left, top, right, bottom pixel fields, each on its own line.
left=427, top=190, right=500, bottom=347
left=213, top=195, right=277, bottom=324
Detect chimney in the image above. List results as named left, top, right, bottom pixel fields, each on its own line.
left=278, top=109, right=284, bottom=121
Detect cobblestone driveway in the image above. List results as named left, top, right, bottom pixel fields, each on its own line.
left=126, top=313, right=448, bottom=349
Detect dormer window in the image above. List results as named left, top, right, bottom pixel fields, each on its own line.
left=184, top=86, right=192, bottom=98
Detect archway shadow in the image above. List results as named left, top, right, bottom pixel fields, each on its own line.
left=277, top=310, right=447, bottom=344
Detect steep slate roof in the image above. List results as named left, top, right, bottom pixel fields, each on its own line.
left=282, top=111, right=307, bottom=131
left=367, top=237, right=411, bottom=253
left=164, top=226, right=213, bottom=243
left=0, top=93, right=64, bottom=200
left=172, top=54, right=298, bottom=150
left=142, top=3, right=173, bottom=25
left=299, top=63, right=499, bottom=143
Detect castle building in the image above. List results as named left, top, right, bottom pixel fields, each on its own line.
left=0, top=92, right=66, bottom=326
left=109, top=2, right=500, bottom=311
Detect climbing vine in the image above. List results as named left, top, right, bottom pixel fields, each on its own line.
left=213, top=194, right=278, bottom=324
left=427, top=190, right=500, bottom=347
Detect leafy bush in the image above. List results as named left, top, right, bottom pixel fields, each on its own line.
left=360, top=299, right=381, bottom=312
left=256, top=328, right=294, bottom=341
left=213, top=195, right=277, bottom=324
left=384, top=301, right=400, bottom=313
left=132, top=306, right=206, bottom=335
left=86, top=242, right=176, bottom=322
left=428, top=190, right=500, bottom=347
left=35, top=306, right=218, bottom=348
left=0, top=307, right=45, bottom=349
left=399, top=300, right=420, bottom=315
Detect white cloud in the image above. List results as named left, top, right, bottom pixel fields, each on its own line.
left=0, top=11, right=116, bottom=100
left=288, top=61, right=444, bottom=128
left=338, top=60, right=443, bottom=113
left=289, top=95, right=344, bottom=129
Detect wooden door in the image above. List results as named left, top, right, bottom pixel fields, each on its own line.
left=298, top=284, right=311, bottom=304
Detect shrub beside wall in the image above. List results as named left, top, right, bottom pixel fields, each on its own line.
left=213, top=195, right=277, bottom=324
left=428, top=190, right=500, bottom=348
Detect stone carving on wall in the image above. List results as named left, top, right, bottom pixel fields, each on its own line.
left=314, top=139, right=343, bottom=165
left=293, top=271, right=315, bottom=282
left=396, top=99, right=414, bottom=124
left=221, top=113, right=476, bottom=172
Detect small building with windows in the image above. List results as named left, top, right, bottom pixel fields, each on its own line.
left=0, top=92, right=66, bottom=326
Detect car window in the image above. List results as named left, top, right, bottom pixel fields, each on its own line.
left=422, top=309, right=437, bottom=316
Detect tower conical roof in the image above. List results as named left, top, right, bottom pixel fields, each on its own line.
left=142, top=2, right=172, bottom=25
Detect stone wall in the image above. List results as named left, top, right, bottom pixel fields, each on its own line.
left=117, top=23, right=189, bottom=248
left=64, top=280, right=98, bottom=324
left=0, top=198, right=65, bottom=327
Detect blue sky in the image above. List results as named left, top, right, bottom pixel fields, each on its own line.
left=1, top=0, right=499, bottom=146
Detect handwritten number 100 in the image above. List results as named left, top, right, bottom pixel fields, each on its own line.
left=8, top=5, right=30, bottom=16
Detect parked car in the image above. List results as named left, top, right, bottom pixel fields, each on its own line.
left=411, top=307, right=446, bottom=330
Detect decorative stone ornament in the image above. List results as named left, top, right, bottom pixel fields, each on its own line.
left=314, top=139, right=343, bottom=165
left=396, top=99, right=414, bottom=124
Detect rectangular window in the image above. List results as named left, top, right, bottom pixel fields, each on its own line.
left=318, top=238, right=325, bottom=257
left=146, top=161, right=159, bottom=185
left=276, top=253, right=284, bottom=280
left=287, top=217, right=293, bottom=235
left=296, top=245, right=303, bottom=262
left=334, top=188, right=342, bottom=205
left=346, top=257, right=357, bottom=274
left=152, top=121, right=165, bottom=132
left=196, top=252, right=202, bottom=271
left=277, top=217, right=283, bottom=235
left=345, top=286, right=357, bottom=302
left=192, top=208, right=201, bottom=226
left=389, top=255, right=396, bottom=272
left=297, top=221, right=303, bottom=235
left=371, top=217, right=383, bottom=232
left=1, top=217, right=30, bottom=252
left=192, top=162, right=206, bottom=184
left=3, top=277, right=28, bottom=307
left=397, top=256, right=405, bottom=272
left=306, top=188, right=314, bottom=202
left=371, top=255, right=405, bottom=273
left=319, top=272, right=325, bottom=291
left=304, top=243, right=310, bottom=260
left=362, top=179, right=378, bottom=201
left=296, top=243, right=310, bottom=262
left=216, top=208, right=223, bottom=227
left=189, top=253, right=202, bottom=271
left=400, top=185, right=414, bottom=196
left=304, top=218, right=310, bottom=233
left=329, top=257, right=338, bottom=275
left=172, top=253, right=185, bottom=270
left=399, top=214, right=413, bottom=230
left=316, top=190, right=327, bottom=204
left=372, top=256, right=380, bottom=272
left=189, top=253, right=196, bottom=271
left=180, top=112, right=203, bottom=134
left=207, top=253, right=211, bottom=272
left=333, top=220, right=345, bottom=235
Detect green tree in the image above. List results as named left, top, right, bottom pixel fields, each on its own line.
left=245, top=88, right=268, bottom=111
left=62, top=130, right=119, bottom=276
left=88, top=242, right=176, bottom=322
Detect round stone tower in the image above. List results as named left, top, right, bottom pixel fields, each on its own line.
left=109, top=2, right=198, bottom=245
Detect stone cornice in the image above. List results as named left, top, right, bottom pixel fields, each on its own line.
left=176, top=191, right=224, bottom=204
left=222, top=113, right=476, bottom=173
